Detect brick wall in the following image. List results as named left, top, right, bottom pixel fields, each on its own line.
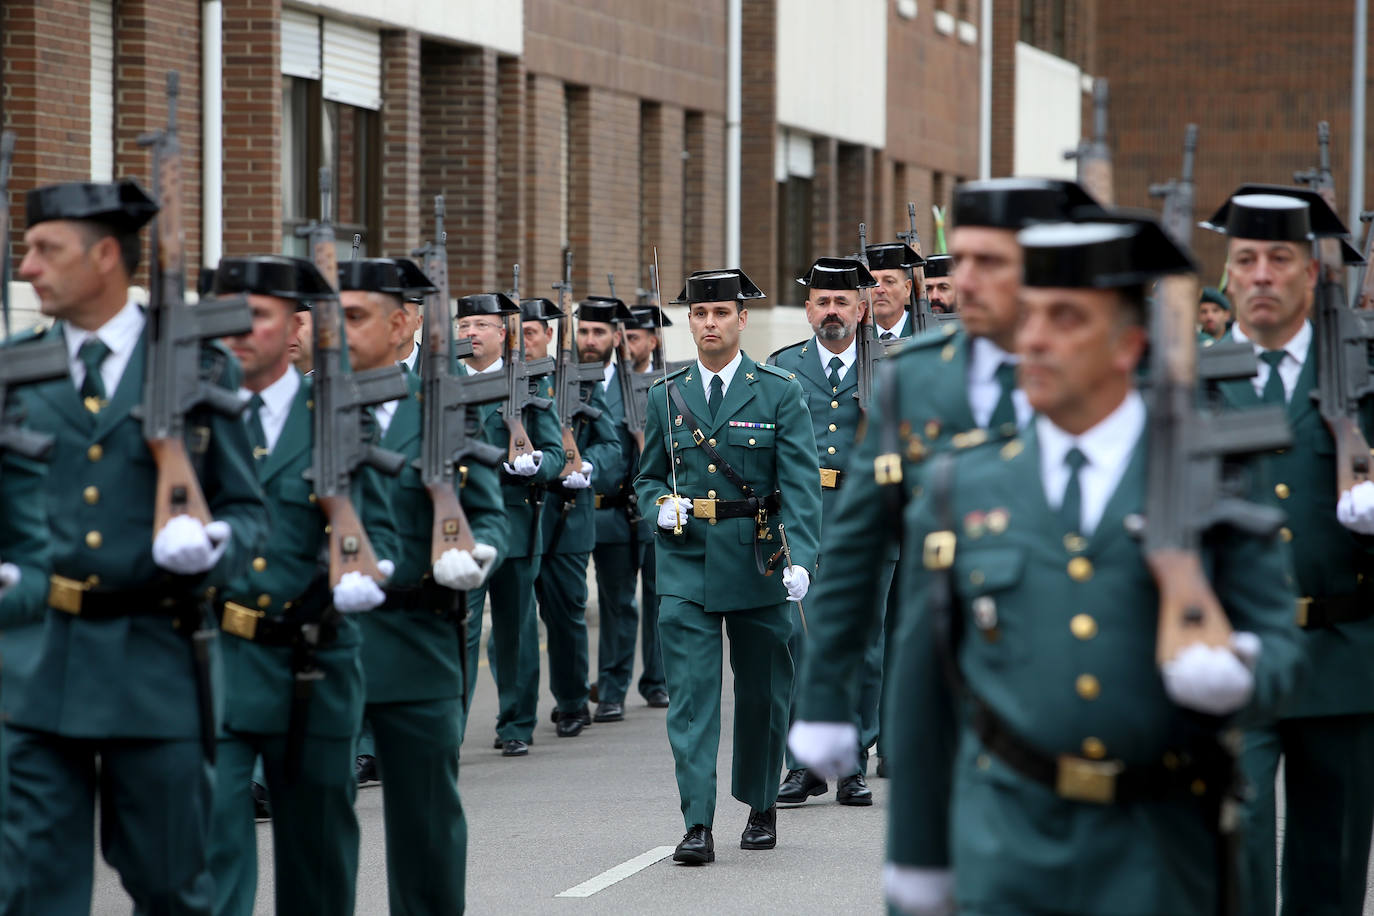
left=380, top=30, right=421, bottom=260
left=811, top=136, right=839, bottom=263
left=640, top=101, right=685, bottom=302
left=567, top=85, right=641, bottom=300
left=837, top=144, right=873, bottom=255
left=524, top=73, right=565, bottom=296
left=990, top=0, right=1019, bottom=180
left=884, top=0, right=980, bottom=176
left=497, top=56, right=526, bottom=283
left=684, top=111, right=726, bottom=283
left=221, top=0, right=282, bottom=255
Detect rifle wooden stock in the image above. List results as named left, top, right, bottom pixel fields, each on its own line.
left=427, top=481, right=477, bottom=562
left=1149, top=549, right=1234, bottom=665
left=505, top=414, right=534, bottom=461
left=1331, top=414, right=1372, bottom=494
left=149, top=437, right=212, bottom=532
left=319, top=494, right=383, bottom=583
left=560, top=426, right=583, bottom=478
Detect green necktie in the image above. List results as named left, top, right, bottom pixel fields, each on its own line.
left=708, top=374, right=724, bottom=421
left=1259, top=350, right=1287, bottom=405
left=1059, top=447, right=1087, bottom=535
left=987, top=361, right=1018, bottom=430
left=245, top=394, right=268, bottom=461
left=827, top=356, right=844, bottom=392
left=78, top=338, right=111, bottom=404
left=880, top=330, right=896, bottom=341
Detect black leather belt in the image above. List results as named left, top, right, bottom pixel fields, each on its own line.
left=595, top=491, right=634, bottom=510
left=48, top=574, right=204, bottom=621
left=385, top=579, right=464, bottom=619
left=687, top=492, right=781, bottom=520
left=219, top=601, right=338, bottom=646
left=1296, top=578, right=1374, bottom=629
left=971, top=698, right=1230, bottom=807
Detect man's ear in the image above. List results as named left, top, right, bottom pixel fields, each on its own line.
left=738, top=306, right=749, bottom=329
left=90, top=234, right=124, bottom=277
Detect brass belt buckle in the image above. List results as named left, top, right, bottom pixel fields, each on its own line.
left=594, top=494, right=604, bottom=510
left=819, top=467, right=839, bottom=489
left=874, top=453, right=902, bottom=485
left=1295, top=596, right=1313, bottom=628
left=48, top=575, right=87, bottom=615
left=221, top=602, right=265, bottom=641
left=693, top=499, right=716, bottom=520
left=1055, top=755, right=1123, bottom=804
left=923, top=531, right=956, bottom=570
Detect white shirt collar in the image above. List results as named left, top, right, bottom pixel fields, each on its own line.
left=1230, top=319, right=1312, bottom=363
left=474, top=356, right=504, bottom=375
left=602, top=361, right=616, bottom=390
left=1035, top=390, right=1146, bottom=536
left=875, top=312, right=908, bottom=338
left=969, top=335, right=1019, bottom=381
left=698, top=350, right=743, bottom=400
left=816, top=337, right=858, bottom=378
left=400, top=346, right=419, bottom=373
left=1230, top=321, right=1311, bottom=399
left=238, top=367, right=301, bottom=453
left=63, top=297, right=145, bottom=397
left=375, top=398, right=400, bottom=436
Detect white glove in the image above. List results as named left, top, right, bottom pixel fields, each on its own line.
left=1161, top=633, right=1259, bottom=716
left=433, top=548, right=484, bottom=590
left=788, top=720, right=859, bottom=780
left=657, top=496, right=693, bottom=531
left=884, top=864, right=955, bottom=916
left=502, top=450, right=544, bottom=477
left=562, top=460, right=594, bottom=490
left=377, top=559, right=395, bottom=580
left=152, top=516, right=231, bottom=575
left=470, top=543, right=498, bottom=584
left=1337, top=480, right=1374, bottom=534
left=782, top=565, right=810, bottom=602
left=332, top=570, right=386, bottom=613
left=0, top=563, right=20, bottom=603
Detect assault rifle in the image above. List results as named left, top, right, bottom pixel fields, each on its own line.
left=136, top=72, right=253, bottom=535
left=1354, top=211, right=1374, bottom=310
left=414, top=196, right=506, bottom=562
left=299, top=166, right=408, bottom=585
left=896, top=201, right=941, bottom=336
left=551, top=249, right=604, bottom=477
left=1144, top=124, right=1291, bottom=665
left=606, top=272, right=649, bottom=452
left=1065, top=78, right=1114, bottom=206
left=501, top=264, right=554, bottom=463
left=853, top=221, right=885, bottom=409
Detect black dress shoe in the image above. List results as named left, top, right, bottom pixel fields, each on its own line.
left=251, top=781, right=271, bottom=820
left=672, top=825, right=714, bottom=864
left=776, top=768, right=827, bottom=804
left=589, top=683, right=600, bottom=703
left=837, top=772, right=874, bottom=806
left=502, top=739, right=529, bottom=757
left=593, top=701, right=624, bottom=722
left=876, top=757, right=889, bottom=779
left=740, top=805, right=777, bottom=850
left=355, top=754, right=379, bottom=787
left=645, top=688, right=670, bottom=708
left=493, top=735, right=505, bottom=750
left=556, top=716, right=585, bottom=737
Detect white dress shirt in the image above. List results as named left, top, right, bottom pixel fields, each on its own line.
left=64, top=297, right=144, bottom=399
left=399, top=346, right=420, bottom=374
left=1035, top=390, right=1146, bottom=536
left=239, top=367, right=301, bottom=453
left=816, top=338, right=857, bottom=384
left=875, top=312, right=908, bottom=340
left=697, top=350, right=743, bottom=401
left=967, top=336, right=1030, bottom=429
left=602, top=361, right=616, bottom=392
left=1230, top=321, right=1311, bottom=404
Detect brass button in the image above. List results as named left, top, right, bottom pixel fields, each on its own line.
left=1081, top=737, right=1107, bottom=759
left=86, top=574, right=100, bottom=587
left=830, top=400, right=839, bottom=409
left=1063, top=533, right=1087, bottom=553
left=748, top=437, right=756, bottom=445
left=87, top=444, right=103, bottom=462
left=1190, top=779, right=1207, bottom=797
left=257, top=594, right=271, bottom=608
left=82, top=486, right=99, bottom=506
left=85, top=530, right=103, bottom=549
left=708, top=518, right=718, bottom=526
left=1275, top=483, right=1290, bottom=500
left=1075, top=674, right=1101, bottom=701
left=941, top=343, right=955, bottom=361
left=1280, top=527, right=1293, bottom=543
left=969, top=570, right=985, bottom=586
left=1067, top=557, right=1093, bottom=582
left=976, top=753, right=991, bottom=771
left=708, top=464, right=717, bottom=473
left=252, top=557, right=268, bottom=572
left=827, top=446, right=836, bottom=455
left=1070, top=614, right=1097, bottom=640
left=707, top=490, right=717, bottom=499
left=708, top=438, right=717, bottom=447
left=828, top=423, right=837, bottom=432
left=308, top=493, right=318, bottom=504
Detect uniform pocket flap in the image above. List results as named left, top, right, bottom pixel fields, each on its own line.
left=726, top=426, right=775, bottom=448
left=954, top=545, right=1025, bottom=593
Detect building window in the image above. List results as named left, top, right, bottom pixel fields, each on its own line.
left=1020, top=0, right=1034, bottom=44
left=1050, top=0, right=1067, bottom=58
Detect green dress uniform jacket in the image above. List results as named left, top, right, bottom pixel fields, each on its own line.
left=209, top=371, right=400, bottom=916
left=896, top=422, right=1303, bottom=915
left=539, top=376, right=624, bottom=556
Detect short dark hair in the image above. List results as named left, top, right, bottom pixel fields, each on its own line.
left=77, top=220, right=140, bottom=276
left=1117, top=283, right=1147, bottom=328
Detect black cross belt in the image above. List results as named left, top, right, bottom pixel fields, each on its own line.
left=1296, top=578, right=1374, bottom=629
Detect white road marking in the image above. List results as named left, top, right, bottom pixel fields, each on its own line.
left=555, top=846, right=676, bottom=898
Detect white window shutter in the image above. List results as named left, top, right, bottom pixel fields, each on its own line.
left=89, top=0, right=115, bottom=182
left=281, top=8, right=321, bottom=80
left=322, top=20, right=381, bottom=111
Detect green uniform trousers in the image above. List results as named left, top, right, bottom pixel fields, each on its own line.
left=468, top=556, right=541, bottom=743
left=636, top=540, right=667, bottom=699
left=657, top=597, right=793, bottom=829
left=534, top=550, right=592, bottom=716
left=1241, top=713, right=1374, bottom=916
left=593, top=541, right=640, bottom=705
left=364, top=697, right=466, bottom=915
left=1, top=727, right=212, bottom=915
left=876, top=578, right=901, bottom=761
left=209, top=731, right=358, bottom=916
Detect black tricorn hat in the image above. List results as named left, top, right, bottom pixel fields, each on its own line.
left=952, top=178, right=1105, bottom=231
left=337, top=257, right=437, bottom=297
left=671, top=268, right=766, bottom=305
left=923, top=254, right=954, bottom=278
left=519, top=297, right=565, bottom=323
left=25, top=179, right=159, bottom=233
left=865, top=242, right=925, bottom=271
left=1018, top=215, right=1196, bottom=290
left=796, top=257, right=877, bottom=290
left=1201, top=184, right=1362, bottom=263
left=576, top=295, right=635, bottom=325
left=456, top=292, right=519, bottom=318
left=210, top=255, right=335, bottom=311
left=631, top=304, right=673, bottom=328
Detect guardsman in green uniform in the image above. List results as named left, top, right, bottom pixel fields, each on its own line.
left=887, top=216, right=1302, bottom=915
left=0, top=180, right=269, bottom=914
left=457, top=292, right=564, bottom=756
left=923, top=254, right=956, bottom=314
left=788, top=179, right=1105, bottom=872
left=870, top=242, right=917, bottom=340
left=339, top=260, right=508, bottom=913
left=635, top=267, right=822, bottom=864
left=585, top=296, right=645, bottom=723
left=1200, top=187, right=1374, bottom=916
left=769, top=255, right=889, bottom=807
left=523, top=297, right=624, bottom=737
left=204, top=255, right=398, bottom=916
left=1196, top=286, right=1230, bottom=347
